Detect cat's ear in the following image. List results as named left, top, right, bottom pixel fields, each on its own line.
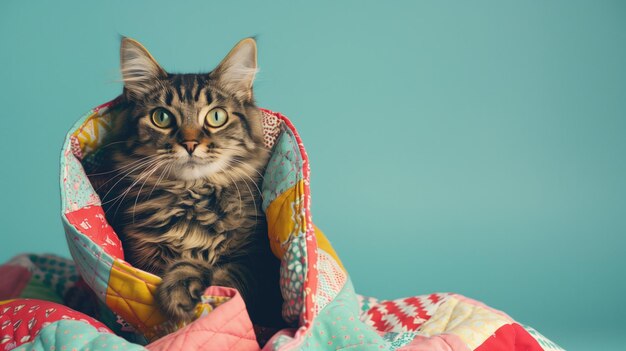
left=211, top=38, right=258, bottom=101
left=120, top=37, right=166, bottom=99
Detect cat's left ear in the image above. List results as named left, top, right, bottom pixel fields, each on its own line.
left=211, top=38, right=258, bottom=101
left=120, top=37, right=167, bottom=99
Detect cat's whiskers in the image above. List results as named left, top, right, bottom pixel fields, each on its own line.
left=101, top=165, right=159, bottom=216
left=230, top=169, right=259, bottom=226
left=99, top=156, right=163, bottom=204
left=216, top=145, right=270, bottom=156
left=101, top=156, right=163, bottom=211
left=226, top=157, right=267, bottom=182
left=111, top=159, right=165, bottom=219
left=146, top=160, right=174, bottom=202
left=230, top=144, right=271, bottom=153
left=216, top=163, right=243, bottom=217
left=95, top=140, right=133, bottom=151
left=88, top=153, right=157, bottom=178
left=225, top=160, right=265, bottom=203
left=98, top=155, right=161, bottom=196
left=132, top=159, right=167, bottom=223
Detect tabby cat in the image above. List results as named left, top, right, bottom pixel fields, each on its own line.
left=91, top=37, right=284, bottom=330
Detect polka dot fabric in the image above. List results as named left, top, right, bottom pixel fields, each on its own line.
left=260, top=109, right=282, bottom=149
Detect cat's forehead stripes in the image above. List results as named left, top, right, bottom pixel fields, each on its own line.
left=165, top=74, right=209, bottom=104
left=146, top=74, right=217, bottom=114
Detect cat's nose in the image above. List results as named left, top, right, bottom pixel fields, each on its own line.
left=181, top=141, right=199, bottom=155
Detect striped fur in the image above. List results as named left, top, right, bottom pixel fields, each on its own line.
left=90, top=38, right=284, bottom=329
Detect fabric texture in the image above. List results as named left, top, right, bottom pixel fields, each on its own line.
left=0, top=99, right=565, bottom=351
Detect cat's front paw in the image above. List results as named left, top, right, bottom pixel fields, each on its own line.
left=155, top=260, right=212, bottom=323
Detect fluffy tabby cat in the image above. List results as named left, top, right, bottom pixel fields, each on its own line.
left=91, top=37, right=284, bottom=329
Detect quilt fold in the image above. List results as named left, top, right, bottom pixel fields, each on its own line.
left=0, top=99, right=564, bottom=351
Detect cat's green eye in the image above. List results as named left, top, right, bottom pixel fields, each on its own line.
left=151, top=108, right=174, bottom=128
left=205, top=108, right=228, bottom=128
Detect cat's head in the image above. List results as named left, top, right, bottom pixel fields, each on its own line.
left=117, top=37, right=267, bottom=182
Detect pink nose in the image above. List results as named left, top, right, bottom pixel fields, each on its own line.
left=181, top=141, right=199, bottom=154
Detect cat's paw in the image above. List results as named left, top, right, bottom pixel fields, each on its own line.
left=155, top=260, right=212, bottom=323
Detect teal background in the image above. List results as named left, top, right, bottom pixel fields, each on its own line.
left=1, top=1, right=624, bottom=350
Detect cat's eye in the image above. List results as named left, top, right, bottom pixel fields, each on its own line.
left=205, top=108, right=228, bottom=128
left=151, top=108, right=174, bottom=128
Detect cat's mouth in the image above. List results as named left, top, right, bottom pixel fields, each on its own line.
left=182, top=157, right=203, bottom=167
left=169, top=149, right=233, bottom=181
left=176, top=156, right=217, bottom=172
left=171, top=158, right=227, bottom=181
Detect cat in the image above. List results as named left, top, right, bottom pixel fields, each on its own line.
left=90, top=37, right=284, bottom=331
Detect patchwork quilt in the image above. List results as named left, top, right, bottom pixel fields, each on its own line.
left=0, top=98, right=565, bottom=351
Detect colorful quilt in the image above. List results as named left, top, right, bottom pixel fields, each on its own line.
left=0, top=98, right=565, bottom=350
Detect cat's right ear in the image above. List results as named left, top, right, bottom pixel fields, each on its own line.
left=120, top=37, right=166, bottom=99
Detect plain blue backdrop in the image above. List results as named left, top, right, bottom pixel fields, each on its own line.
left=1, top=1, right=624, bottom=350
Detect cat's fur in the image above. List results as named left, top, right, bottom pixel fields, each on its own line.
left=90, top=38, right=284, bottom=329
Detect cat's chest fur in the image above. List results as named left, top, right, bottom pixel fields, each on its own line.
left=113, top=179, right=259, bottom=274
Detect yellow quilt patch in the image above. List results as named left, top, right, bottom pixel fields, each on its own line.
left=72, top=111, right=114, bottom=156
left=418, top=295, right=513, bottom=350
left=106, top=260, right=165, bottom=338
left=265, top=180, right=306, bottom=259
